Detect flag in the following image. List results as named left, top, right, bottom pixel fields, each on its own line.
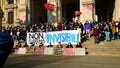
left=44, top=3, right=55, bottom=12
left=74, top=11, right=82, bottom=16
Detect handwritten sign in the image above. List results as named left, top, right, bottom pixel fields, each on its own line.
left=26, top=47, right=35, bottom=54
left=55, top=48, right=63, bottom=56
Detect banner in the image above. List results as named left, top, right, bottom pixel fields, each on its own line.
left=27, top=30, right=81, bottom=46
left=27, top=32, right=45, bottom=46
left=44, top=30, right=81, bottom=45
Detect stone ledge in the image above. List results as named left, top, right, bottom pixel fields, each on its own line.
left=4, top=4, right=17, bottom=9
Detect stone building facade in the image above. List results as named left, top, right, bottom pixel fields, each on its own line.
left=0, top=0, right=26, bottom=27
left=0, top=0, right=120, bottom=27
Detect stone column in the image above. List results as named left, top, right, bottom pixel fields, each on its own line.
left=80, top=0, right=83, bottom=23
left=14, top=0, right=16, bottom=24
left=80, top=0, right=94, bottom=23
left=57, top=0, right=62, bottom=23
left=47, top=0, right=62, bottom=25
left=26, top=0, right=31, bottom=25
left=113, top=0, right=120, bottom=21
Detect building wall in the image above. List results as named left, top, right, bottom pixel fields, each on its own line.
left=47, top=0, right=62, bottom=25
left=80, top=0, right=95, bottom=22
left=113, top=0, right=120, bottom=21
left=0, top=0, right=120, bottom=27
left=0, top=0, right=26, bottom=27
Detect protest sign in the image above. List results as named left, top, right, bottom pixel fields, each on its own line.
left=55, top=48, right=63, bottom=56
left=63, top=48, right=74, bottom=56
left=26, top=47, right=35, bottom=54
left=44, top=48, right=54, bottom=55
left=74, top=48, right=86, bottom=56
left=35, top=46, right=44, bottom=55
left=17, top=48, right=27, bottom=54
left=27, top=30, right=81, bottom=46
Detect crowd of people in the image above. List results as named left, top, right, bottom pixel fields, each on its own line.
left=0, top=20, right=120, bottom=47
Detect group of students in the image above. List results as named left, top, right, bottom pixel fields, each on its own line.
left=47, top=42, right=83, bottom=48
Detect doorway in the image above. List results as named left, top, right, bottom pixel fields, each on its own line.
left=95, top=0, right=115, bottom=22
left=31, top=0, right=47, bottom=25
left=62, top=0, right=79, bottom=22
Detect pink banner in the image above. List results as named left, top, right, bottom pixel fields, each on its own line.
left=35, top=47, right=44, bottom=55
left=64, top=48, right=74, bottom=56
left=12, top=48, right=19, bottom=54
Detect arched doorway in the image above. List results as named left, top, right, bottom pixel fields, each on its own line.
left=95, top=0, right=115, bottom=22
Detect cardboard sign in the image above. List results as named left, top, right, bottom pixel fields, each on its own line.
left=26, top=47, right=35, bottom=54
left=44, top=48, right=54, bottom=55
left=12, top=48, right=19, bottom=54
left=74, top=48, right=86, bottom=56
left=35, top=47, right=44, bottom=55
left=55, top=48, right=63, bottom=56
left=17, top=48, right=27, bottom=54
left=64, top=48, right=74, bottom=56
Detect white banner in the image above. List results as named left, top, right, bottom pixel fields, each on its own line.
left=27, top=32, right=45, bottom=46
left=27, top=30, right=81, bottom=46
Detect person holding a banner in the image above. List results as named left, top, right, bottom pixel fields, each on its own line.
left=93, top=25, right=99, bottom=44
left=47, top=42, right=53, bottom=47
left=57, top=42, right=63, bottom=48
left=66, top=42, right=73, bottom=48
left=76, top=42, right=83, bottom=48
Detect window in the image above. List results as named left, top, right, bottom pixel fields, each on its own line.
left=8, top=0, right=14, bottom=4
left=8, top=12, right=14, bottom=24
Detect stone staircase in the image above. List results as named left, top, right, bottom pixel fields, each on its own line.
left=82, top=37, right=120, bottom=56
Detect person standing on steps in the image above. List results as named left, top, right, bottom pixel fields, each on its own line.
left=93, top=25, right=99, bottom=44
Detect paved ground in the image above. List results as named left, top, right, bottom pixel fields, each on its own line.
left=4, top=54, right=120, bottom=68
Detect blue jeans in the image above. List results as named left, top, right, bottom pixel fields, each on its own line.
left=105, top=32, right=110, bottom=41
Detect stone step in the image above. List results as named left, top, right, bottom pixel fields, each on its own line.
left=86, top=47, right=120, bottom=56
left=82, top=37, right=120, bottom=56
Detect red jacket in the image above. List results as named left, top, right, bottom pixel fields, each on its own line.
left=93, top=28, right=99, bottom=36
